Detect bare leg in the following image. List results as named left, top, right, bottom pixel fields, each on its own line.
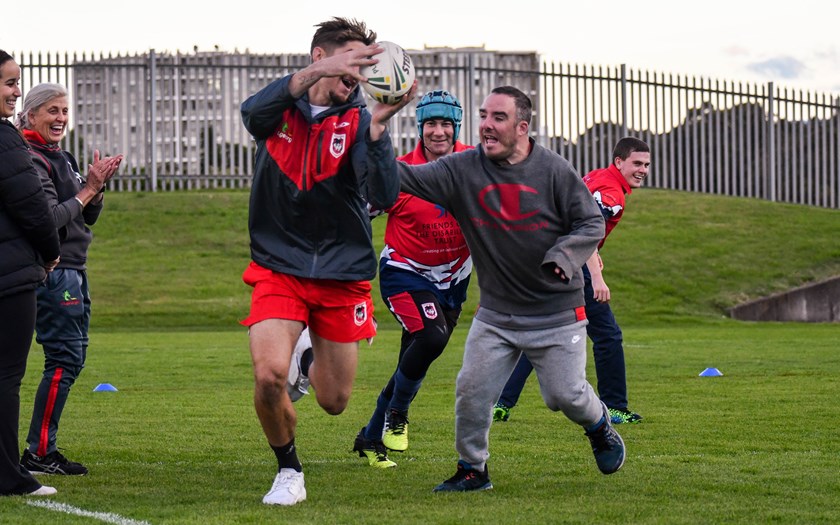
left=308, top=330, right=359, bottom=415
left=249, top=319, right=304, bottom=446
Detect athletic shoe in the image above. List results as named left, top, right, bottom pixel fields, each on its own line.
left=287, top=329, right=312, bottom=402
left=21, top=449, right=88, bottom=476
left=608, top=407, right=643, bottom=425
left=352, top=428, right=396, bottom=468
left=382, top=408, right=409, bottom=452
left=433, top=460, right=493, bottom=492
left=262, top=468, right=306, bottom=506
left=27, top=485, right=57, bottom=496
left=584, top=408, right=626, bottom=475
left=492, top=402, right=511, bottom=422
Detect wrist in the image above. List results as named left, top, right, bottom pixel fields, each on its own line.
left=76, top=187, right=97, bottom=206
left=368, top=122, right=386, bottom=142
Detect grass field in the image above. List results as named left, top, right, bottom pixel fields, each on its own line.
left=2, top=190, right=838, bottom=524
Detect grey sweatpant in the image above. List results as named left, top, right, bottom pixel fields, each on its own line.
left=454, top=318, right=603, bottom=470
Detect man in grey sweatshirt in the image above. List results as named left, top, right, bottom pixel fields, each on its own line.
left=394, top=86, right=626, bottom=491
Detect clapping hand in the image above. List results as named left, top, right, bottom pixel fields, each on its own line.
left=86, top=150, right=123, bottom=193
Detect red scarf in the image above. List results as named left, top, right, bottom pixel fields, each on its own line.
left=22, top=128, right=57, bottom=149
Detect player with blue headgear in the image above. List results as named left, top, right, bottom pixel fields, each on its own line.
left=352, top=90, right=473, bottom=468
left=414, top=90, right=464, bottom=161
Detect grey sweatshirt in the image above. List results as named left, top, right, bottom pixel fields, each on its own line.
left=398, top=139, right=604, bottom=316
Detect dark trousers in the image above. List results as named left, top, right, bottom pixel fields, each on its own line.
left=498, top=265, right=628, bottom=410
left=364, top=290, right=460, bottom=440
left=25, top=269, right=90, bottom=457
left=0, top=291, right=41, bottom=495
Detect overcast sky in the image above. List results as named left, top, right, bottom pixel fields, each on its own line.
left=5, top=0, right=839, bottom=94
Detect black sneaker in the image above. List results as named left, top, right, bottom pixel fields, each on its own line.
left=352, top=427, right=396, bottom=468
left=585, top=412, right=625, bottom=475
left=433, top=461, right=493, bottom=492
left=22, top=449, right=88, bottom=476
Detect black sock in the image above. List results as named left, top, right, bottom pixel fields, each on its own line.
left=271, top=439, right=302, bottom=473
left=300, top=348, right=313, bottom=376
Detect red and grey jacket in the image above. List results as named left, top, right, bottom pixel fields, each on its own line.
left=241, top=75, right=400, bottom=281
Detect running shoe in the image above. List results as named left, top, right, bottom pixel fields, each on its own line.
left=382, top=408, right=409, bottom=452
left=433, top=460, right=493, bottom=492
left=262, top=468, right=306, bottom=506
left=608, top=407, right=643, bottom=425
left=585, top=407, right=626, bottom=475
left=21, top=449, right=88, bottom=476
left=352, top=428, right=397, bottom=468
left=492, top=403, right=511, bottom=422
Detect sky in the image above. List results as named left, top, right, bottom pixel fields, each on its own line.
left=5, top=0, right=840, bottom=95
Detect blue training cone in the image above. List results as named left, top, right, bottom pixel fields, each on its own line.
left=699, top=367, right=723, bottom=377
left=93, top=383, right=118, bottom=392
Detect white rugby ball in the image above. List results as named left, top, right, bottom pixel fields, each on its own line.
left=361, top=41, right=415, bottom=105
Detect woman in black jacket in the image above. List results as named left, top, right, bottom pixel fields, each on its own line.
left=0, top=50, right=61, bottom=497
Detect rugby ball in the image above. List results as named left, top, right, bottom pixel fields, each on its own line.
left=361, top=41, right=415, bottom=105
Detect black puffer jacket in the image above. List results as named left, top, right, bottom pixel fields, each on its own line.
left=0, top=119, right=60, bottom=298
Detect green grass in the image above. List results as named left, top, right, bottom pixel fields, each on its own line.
left=5, top=326, right=840, bottom=524
left=610, top=191, right=840, bottom=322
left=84, top=189, right=840, bottom=331
left=2, top=189, right=839, bottom=524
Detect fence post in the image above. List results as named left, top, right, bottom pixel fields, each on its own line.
left=150, top=49, right=158, bottom=192
left=620, top=64, right=628, bottom=137
left=468, top=52, right=476, bottom=146
left=767, top=81, right=775, bottom=202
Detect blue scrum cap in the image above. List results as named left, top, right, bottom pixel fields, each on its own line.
left=416, top=90, right=463, bottom=140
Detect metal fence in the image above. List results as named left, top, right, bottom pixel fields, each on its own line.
left=13, top=49, right=840, bottom=209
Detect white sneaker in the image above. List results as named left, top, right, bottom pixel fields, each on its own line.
left=287, top=328, right=312, bottom=402
left=28, top=485, right=57, bottom=496
left=262, top=469, right=306, bottom=506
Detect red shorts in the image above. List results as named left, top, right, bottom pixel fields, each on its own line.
left=241, top=262, right=376, bottom=343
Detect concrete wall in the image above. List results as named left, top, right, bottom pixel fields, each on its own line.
left=729, top=276, right=840, bottom=322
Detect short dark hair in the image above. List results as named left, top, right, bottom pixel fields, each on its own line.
left=0, top=50, right=14, bottom=68
left=490, top=86, right=532, bottom=124
left=613, top=137, right=650, bottom=160
left=310, top=17, right=376, bottom=54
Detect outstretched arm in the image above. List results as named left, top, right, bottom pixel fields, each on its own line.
left=288, top=43, right=384, bottom=98
left=368, top=81, right=418, bottom=141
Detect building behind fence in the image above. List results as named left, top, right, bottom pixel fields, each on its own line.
left=13, top=47, right=840, bottom=209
